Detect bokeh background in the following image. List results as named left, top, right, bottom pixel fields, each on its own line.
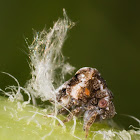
left=0, top=0, right=140, bottom=129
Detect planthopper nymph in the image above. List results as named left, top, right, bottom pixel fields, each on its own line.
left=56, top=67, right=115, bottom=137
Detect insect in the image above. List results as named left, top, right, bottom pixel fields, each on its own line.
left=56, top=67, right=115, bottom=137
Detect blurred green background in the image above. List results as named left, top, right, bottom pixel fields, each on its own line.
left=0, top=0, right=140, bottom=128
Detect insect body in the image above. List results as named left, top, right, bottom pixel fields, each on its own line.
left=56, top=67, right=115, bottom=137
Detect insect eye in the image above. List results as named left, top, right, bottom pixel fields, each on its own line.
left=98, top=99, right=108, bottom=108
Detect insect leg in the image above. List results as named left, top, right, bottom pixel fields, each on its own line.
left=62, top=107, right=82, bottom=123
left=57, top=103, right=71, bottom=115
left=83, top=110, right=98, bottom=138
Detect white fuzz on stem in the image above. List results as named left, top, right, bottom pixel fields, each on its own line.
left=25, top=9, right=75, bottom=105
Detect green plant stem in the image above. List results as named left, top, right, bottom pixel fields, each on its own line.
left=0, top=96, right=139, bottom=140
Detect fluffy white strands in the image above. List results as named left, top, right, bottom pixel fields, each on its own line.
left=25, top=9, right=75, bottom=103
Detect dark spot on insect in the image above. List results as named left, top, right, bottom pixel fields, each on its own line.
left=96, top=91, right=106, bottom=98
left=92, top=78, right=100, bottom=90
left=68, top=76, right=79, bottom=86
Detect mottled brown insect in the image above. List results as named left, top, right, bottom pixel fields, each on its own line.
left=56, top=67, right=115, bottom=137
